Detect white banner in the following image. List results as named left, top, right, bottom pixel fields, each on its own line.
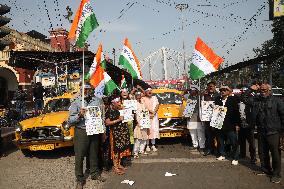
left=139, top=110, right=151, bottom=129
left=85, top=106, right=105, bottom=135
left=123, top=100, right=138, bottom=111
left=210, top=105, right=227, bottom=129
left=119, top=109, right=134, bottom=123
left=200, top=101, right=214, bottom=121
left=183, top=99, right=197, bottom=118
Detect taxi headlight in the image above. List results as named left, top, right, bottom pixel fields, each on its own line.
left=62, top=121, right=71, bottom=131
left=15, top=122, right=22, bottom=132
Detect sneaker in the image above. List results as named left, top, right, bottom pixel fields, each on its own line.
left=91, top=175, right=106, bottom=182
left=270, top=176, right=281, bottom=184
left=232, top=160, right=238, bottom=165
left=216, top=156, right=225, bottom=161
left=146, top=146, right=151, bottom=152
left=152, top=146, right=158, bottom=152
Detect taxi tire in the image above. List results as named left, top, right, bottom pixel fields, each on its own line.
left=21, top=149, right=32, bottom=157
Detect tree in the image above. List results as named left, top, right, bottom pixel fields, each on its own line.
left=253, top=18, right=284, bottom=87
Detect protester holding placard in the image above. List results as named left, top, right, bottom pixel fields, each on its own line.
left=133, top=91, right=150, bottom=158
left=202, top=81, right=219, bottom=156
left=105, top=96, right=131, bottom=175
left=142, top=88, right=160, bottom=152
left=187, top=85, right=206, bottom=155
left=68, top=84, right=106, bottom=187
left=214, top=85, right=241, bottom=166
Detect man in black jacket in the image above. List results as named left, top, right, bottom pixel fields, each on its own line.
left=215, top=85, right=241, bottom=166
left=251, top=83, right=284, bottom=184
left=202, top=81, right=219, bottom=156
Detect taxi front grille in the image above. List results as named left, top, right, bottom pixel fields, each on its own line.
left=159, top=118, right=187, bottom=128
left=21, top=127, right=62, bottom=140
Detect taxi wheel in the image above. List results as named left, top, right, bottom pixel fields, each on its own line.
left=21, top=149, right=33, bottom=157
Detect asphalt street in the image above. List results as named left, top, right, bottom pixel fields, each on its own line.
left=0, top=138, right=284, bottom=189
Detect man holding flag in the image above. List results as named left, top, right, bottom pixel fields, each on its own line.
left=68, top=0, right=103, bottom=188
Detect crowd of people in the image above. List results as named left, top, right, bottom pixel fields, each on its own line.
left=185, top=81, right=284, bottom=184
left=68, top=84, right=160, bottom=189
left=67, top=79, right=284, bottom=189
left=8, top=78, right=284, bottom=189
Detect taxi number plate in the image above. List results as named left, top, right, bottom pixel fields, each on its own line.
left=29, top=144, right=55, bottom=151
left=160, top=132, right=183, bottom=138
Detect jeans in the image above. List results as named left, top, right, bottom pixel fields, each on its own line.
left=217, top=130, right=239, bottom=160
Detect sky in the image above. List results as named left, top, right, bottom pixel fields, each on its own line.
left=2, top=0, right=274, bottom=80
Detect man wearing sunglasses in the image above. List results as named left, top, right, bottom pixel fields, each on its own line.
left=250, top=83, right=284, bottom=184
left=214, top=85, right=241, bottom=166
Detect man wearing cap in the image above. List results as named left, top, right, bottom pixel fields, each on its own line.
left=68, top=83, right=106, bottom=189
left=214, top=85, right=241, bottom=166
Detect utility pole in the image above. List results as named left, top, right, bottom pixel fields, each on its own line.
left=175, top=3, right=188, bottom=76
left=112, top=48, right=116, bottom=65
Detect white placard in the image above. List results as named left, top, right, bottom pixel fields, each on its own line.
left=200, top=101, right=214, bottom=121
left=123, top=100, right=138, bottom=111
left=210, top=105, right=227, bottom=129
left=239, top=102, right=249, bottom=128
left=119, top=109, right=134, bottom=123
left=85, top=106, right=104, bottom=135
left=183, top=99, right=197, bottom=118
left=139, top=110, right=151, bottom=129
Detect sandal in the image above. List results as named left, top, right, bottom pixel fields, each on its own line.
left=113, top=167, right=125, bottom=175
left=118, top=166, right=128, bottom=171
left=134, top=154, right=139, bottom=159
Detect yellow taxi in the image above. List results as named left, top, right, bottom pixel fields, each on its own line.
left=14, top=93, right=75, bottom=155
left=152, top=88, right=188, bottom=138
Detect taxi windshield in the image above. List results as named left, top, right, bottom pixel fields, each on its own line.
left=44, top=98, right=71, bottom=113
left=154, top=92, right=183, bottom=105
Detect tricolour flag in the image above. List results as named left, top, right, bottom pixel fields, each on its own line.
left=120, top=75, right=127, bottom=88
left=68, top=0, right=99, bottom=48
left=89, top=44, right=118, bottom=97
left=119, top=38, right=142, bottom=79
left=85, top=44, right=101, bottom=80
left=190, top=37, right=224, bottom=80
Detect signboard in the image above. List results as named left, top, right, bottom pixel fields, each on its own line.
left=139, top=110, right=151, bottom=129
left=119, top=109, right=134, bottom=123
left=183, top=99, right=197, bottom=118
left=269, top=0, right=284, bottom=19
left=123, top=100, right=138, bottom=111
left=85, top=106, right=104, bottom=135
left=210, top=105, right=227, bottom=129
left=200, top=101, right=214, bottom=121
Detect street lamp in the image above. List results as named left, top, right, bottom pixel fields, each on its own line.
left=175, top=3, right=188, bottom=76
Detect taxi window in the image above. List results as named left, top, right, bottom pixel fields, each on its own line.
left=154, top=92, right=183, bottom=105
left=44, top=98, right=71, bottom=113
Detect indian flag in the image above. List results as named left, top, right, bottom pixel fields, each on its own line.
left=120, top=75, right=127, bottom=88
left=89, top=44, right=118, bottom=97
left=68, top=0, right=99, bottom=48
left=85, top=44, right=101, bottom=80
left=119, top=38, right=142, bottom=79
left=190, top=37, right=224, bottom=80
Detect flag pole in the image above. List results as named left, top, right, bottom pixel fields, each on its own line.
left=82, top=49, right=85, bottom=108
left=198, top=78, right=201, bottom=118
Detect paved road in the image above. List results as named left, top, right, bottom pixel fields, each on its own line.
left=0, top=139, right=283, bottom=189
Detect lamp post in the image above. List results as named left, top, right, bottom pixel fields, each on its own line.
left=175, top=3, right=188, bottom=76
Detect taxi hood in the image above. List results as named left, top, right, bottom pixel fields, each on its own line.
left=20, top=111, right=69, bottom=130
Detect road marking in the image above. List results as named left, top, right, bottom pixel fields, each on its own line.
left=133, top=157, right=228, bottom=164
